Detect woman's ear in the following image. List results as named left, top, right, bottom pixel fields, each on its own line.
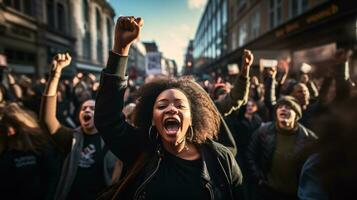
left=7, top=126, right=16, bottom=136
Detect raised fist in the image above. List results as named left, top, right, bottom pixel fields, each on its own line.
left=51, top=53, right=72, bottom=73
left=241, top=49, right=254, bottom=78
left=113, top=16, right=144, bottom=55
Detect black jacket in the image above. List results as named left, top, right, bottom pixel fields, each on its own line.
left=246, top=122, right=318, bottom=184
left=94, top=53, right=243, bottom=199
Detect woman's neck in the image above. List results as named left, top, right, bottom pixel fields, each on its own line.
left=163, top=141, right=200, bottom=160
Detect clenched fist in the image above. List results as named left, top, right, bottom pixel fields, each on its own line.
left=241, top=49, right=254, bottom=78
left=113, top=16, right=144, bottom=55
left=51, top=53, right=72, bottom=74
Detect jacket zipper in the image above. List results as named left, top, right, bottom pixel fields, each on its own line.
left=205, top=182, right=214, bottom=200
left=133, top=155, right=162, bottom=199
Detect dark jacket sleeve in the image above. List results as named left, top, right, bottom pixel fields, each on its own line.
left=94, top=52, right=146, bottom=165
left=215, top=76, right=249, bottom=116
left=246, top=126, right=266, bottom=183
left=263, top=77, right=277, bottom=120
left=217, top=114, right=237, bottom=156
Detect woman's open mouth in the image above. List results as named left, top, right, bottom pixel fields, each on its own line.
left=83, top=115, right=92, bottom=122
left=164, top=118, right=181, bottom=136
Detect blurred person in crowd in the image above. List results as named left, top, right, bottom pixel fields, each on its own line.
left=225, top=99, right=262, bottom=200
left=263, top=49, right=353, bottom=129
left=94, top=16, right=243, bottom=200
left=246, top=96, right=317, bottom=200
left=298, top=95, right=357, bottom=200
left=40, top=53, right=122, bottom=200
left=0, top=103, right=60, bottom=200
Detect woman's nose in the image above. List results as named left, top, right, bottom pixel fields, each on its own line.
left=166, top=104, right=178, bottom=113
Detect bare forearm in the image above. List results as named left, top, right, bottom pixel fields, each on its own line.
left=43, top=70, right=61, bottom=96
left=40, top=95, right=61, bottom=134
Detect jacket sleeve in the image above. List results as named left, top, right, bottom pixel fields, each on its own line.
left=228, top=149, right=244, bottom=199
left=215, top=76, right=249, bottom=116
left=246, top=127, right=265, bottom=183
left=263, top=76, right=277, bottom=120
left=94, top=52, right=146, bottom=165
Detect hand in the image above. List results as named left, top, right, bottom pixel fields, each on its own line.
left=241, top=49, right=254, bottom=78
left=6, top=72, right=16, bottom=85
left=265, top=67, right=277, bottom=78
left=51, top=53, right=72, bottom=74
left=300, top=74, right=309, bottom=84
left=113, top=16, right=144, bottom=55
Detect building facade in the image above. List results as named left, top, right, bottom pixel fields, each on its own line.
left=0, top=0, right=75, bottom=76
left=0, top=0, right=115, bottom=77
left=127, top=41, right=146, bottom=78
left=183, top=40, right=194, bottom=75
left=193, top=0, right=357, bottom=78
left=70, top=0, right=115, bottom=74
left=193, top=0, right=229, bottom=73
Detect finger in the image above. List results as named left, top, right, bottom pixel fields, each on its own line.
left=124, top=17, right=133, bottom=31
left=135, top=17, right=144, bottom=27
left=65, top=53, right=71, bottom=61
left=54, top=54, right=60, bottom=61
left=118, top=16, right=126, bottom=30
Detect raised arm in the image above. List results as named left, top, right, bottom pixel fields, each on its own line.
left=94, top=16, right=146, bottom=164
left=6, top=72, right=23, bottom=100
left=40, top=53, right=72, bottom=134
left=216, top=49, right=253, bottom=116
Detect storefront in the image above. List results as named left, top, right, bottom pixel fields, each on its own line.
left=197, top=0, right=356, bottom=77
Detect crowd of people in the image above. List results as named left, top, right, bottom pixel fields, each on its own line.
left=0, top=16, right=356, bottom=200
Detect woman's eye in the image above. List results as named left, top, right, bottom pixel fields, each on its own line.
left=157, top=105, right=166, bottom=109
left=177, top=105, right=187, bottom=109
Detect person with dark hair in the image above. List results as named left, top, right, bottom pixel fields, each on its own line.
left=225, top=99, right=262, bottom=200
left=0, top=103, right=60, bottom=200
left=94, top=16, right=243, bottom=199
left=246, top=96, right=317, bottom=200
left=40, top=53, right=122, bottom=200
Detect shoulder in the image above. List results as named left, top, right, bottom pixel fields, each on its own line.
left=297, top=123, right=318, bottom=140
left=204, top=140, right=235, bottom=161
left=254, top=121, right=275, bottom=135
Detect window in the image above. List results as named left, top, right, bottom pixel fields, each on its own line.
left=57, top=3, right=65, bottom=31
left=5, top=0, right=33, bottom=16
left=47, top=0, right=55, bottom=30
left=96, top=9, right=103, bottom=63
left=289, top=0, right=308, bottom=18
left=24, top=0, right=33, bottom=16
left=239, top=23, right=247, bottom=47
left=232, top=29, right=237, bottom=50
left=269, top=0, right=282, bottom=29
left=107, top=18, right=112, bottom=51
left=96, top=9, right=101, bottom=38
left=82, top=32, right=91, bottom=59
left=222, top=0, right=227, bottom=26
left=82, top=0, right=89, bottom=25
left=251, top=12, right=260, bottom=39
left=5, top=0, right=21, bottom=10
left=238, top=0, right=247, bottom=10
